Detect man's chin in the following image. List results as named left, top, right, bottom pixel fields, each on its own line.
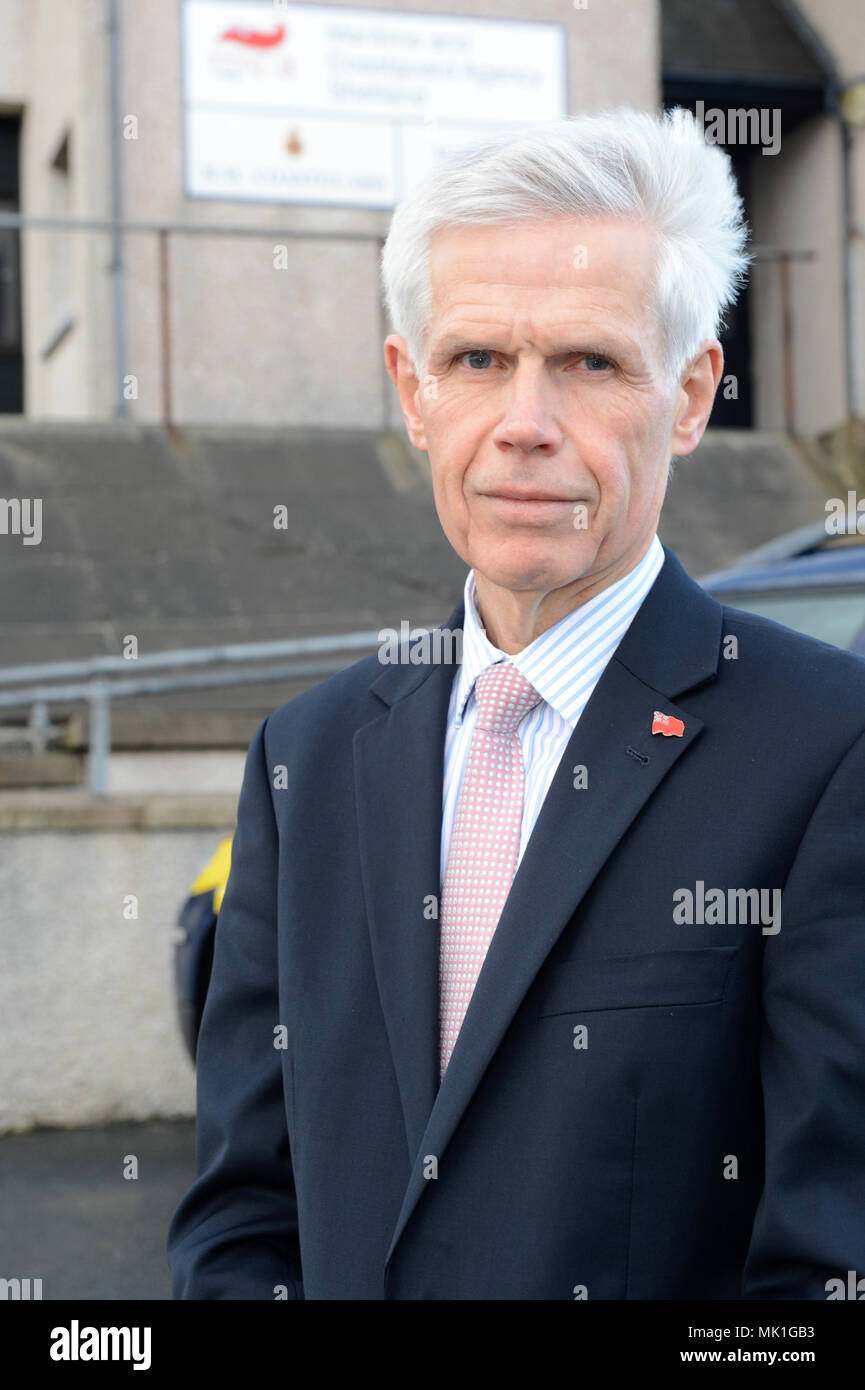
left=470, top=537, right=601, bottom=593
left=472, top=560, right=599, bottom=598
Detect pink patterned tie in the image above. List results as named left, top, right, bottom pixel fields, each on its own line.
left=439, top=661, right=543, bottom=1077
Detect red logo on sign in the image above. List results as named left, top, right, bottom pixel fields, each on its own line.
left=220, top=24, right=286, bottom=49
left=652, top=710, right=684, bottom=737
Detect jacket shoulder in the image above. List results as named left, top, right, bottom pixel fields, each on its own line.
left=719, top=600, right=865, bottom=724
left=264, top=648, right=389, bottom=739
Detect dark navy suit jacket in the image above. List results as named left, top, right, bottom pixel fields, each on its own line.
left=167, top=546, right=865, bottom=1299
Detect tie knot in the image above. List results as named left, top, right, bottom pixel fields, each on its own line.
left=472, top=662, right=542, bottom=736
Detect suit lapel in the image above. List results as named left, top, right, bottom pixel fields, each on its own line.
left=354, top=609, right=462, bottom=1161
left=355, top=547, right=726, bottom=1268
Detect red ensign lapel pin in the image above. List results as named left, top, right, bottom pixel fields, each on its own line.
left=652, top=710, right=685, bottom=737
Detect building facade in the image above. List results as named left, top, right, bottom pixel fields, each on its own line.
left=0, top=0, right=862, bottom=436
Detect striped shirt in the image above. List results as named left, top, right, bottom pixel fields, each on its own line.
left=439, top=534, right=666, bottom=887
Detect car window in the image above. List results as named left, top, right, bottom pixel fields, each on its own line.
left=717, top=589, right=865, bottom=651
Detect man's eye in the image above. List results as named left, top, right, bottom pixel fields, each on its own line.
left=460, top=350, right=494, bottom=369
left=453, top=350, right=614, bottom=371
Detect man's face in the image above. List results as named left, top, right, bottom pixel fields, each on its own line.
left=386, top=215, right=720, bottom=611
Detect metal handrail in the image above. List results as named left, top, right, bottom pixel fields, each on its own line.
left=0, top=657, right=365, bottom=708
left=0, top=631, right=385, bottom=686
left=0, top=629, right=429, bottom=797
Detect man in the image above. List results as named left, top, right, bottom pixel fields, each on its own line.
left=167, top=108, right=865, bottom=1299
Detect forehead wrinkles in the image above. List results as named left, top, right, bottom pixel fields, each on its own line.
left=433, top=278, right=633, bottom=312
left=427, top=216, right=659, bottom=332
left=431, top=287, right=646, bottom=355
left=430, top=218, right=656, bottom=291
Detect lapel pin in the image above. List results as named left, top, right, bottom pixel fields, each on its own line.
left=652, top=710, right=684, bottom=737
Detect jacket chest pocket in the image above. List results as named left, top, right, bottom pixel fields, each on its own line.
left=536, top=946, right=738, bottom=1018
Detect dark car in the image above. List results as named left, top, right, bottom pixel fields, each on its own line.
left=698, top=516, right=865, bottom=655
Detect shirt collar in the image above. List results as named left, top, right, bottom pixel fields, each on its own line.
left=453, top=534, right=666, bottom=730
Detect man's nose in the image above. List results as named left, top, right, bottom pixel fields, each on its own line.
left=490, top=364, right=564, bottom=454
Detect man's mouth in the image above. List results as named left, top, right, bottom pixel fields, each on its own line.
left=480, top=490, right=581, bottom=517
left=484, top=489, right=575, bottom=502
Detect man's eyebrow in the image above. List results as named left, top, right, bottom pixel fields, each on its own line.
left=429, top=333, right=641, bottom=359
left=429, top=336, right=497, bottom=357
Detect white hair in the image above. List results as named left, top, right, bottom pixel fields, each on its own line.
left=380, top=106, right=751, bottom=386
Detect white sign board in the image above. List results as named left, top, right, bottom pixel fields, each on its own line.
left=181, top=1, right=568, bottom=208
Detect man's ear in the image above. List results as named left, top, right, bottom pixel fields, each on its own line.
left=670, top=339, right=724, bottom=458
left=384, top=334, right=428, bottom=452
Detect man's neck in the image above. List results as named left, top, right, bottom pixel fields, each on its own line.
left=472, top=535, right=657, bottom=654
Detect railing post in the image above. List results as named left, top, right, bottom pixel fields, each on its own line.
left=778, top=253, right=796, bottom=437
left=88, top=678, right=111, bottom=797
left=158, top=226, right=173, bottom=431
left=28, top=700, right=50, bottom=754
